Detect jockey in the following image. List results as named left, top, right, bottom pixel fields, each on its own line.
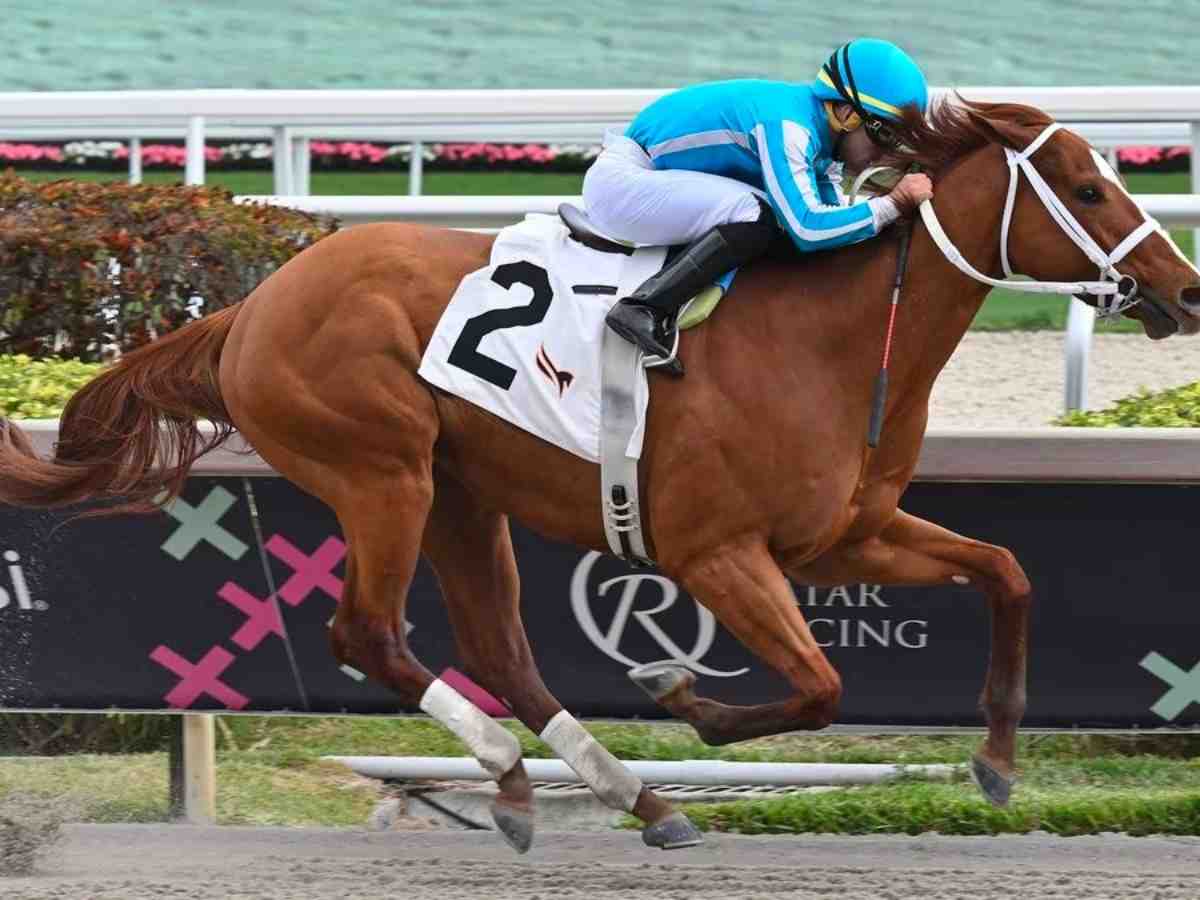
left=585, top=39, right=935, bottom=375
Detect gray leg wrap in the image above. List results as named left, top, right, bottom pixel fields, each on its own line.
left=540, top=711, right=643, bottom=811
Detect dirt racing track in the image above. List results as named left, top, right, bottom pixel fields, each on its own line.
left=5, top=825, right=1199, bottom=899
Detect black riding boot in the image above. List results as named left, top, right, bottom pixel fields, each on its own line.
left=605, top=207, right=775, bottom=376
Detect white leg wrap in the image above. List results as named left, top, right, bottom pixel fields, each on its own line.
left=539, top=711, right=643, bottom=812
left=419, top=679, right=522, bottom=780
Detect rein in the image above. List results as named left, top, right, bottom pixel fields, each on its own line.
left=867, top=207, right=915, bottom=449
left=920, top=122, right=1158, bottom=319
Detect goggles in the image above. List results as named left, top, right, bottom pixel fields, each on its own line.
left=823, top=43, right=904, bottom=152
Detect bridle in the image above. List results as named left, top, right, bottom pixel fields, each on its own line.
left=919, top=122, right=1159, bottom=318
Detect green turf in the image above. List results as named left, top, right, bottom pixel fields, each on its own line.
left=2, top=719, right=1197, bottom=832
left=11, top=168, right=586, bottom=196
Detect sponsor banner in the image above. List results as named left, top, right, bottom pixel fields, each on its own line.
left=1, top=477, right=1198, bottom=729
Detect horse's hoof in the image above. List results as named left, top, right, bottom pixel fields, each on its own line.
left=642, top=812, right=704, bottom=850
left=628, top=663, right=694, bottom=701
left=970, top=754, right=1015, bottom=807
left=490, top=800, right=534, bottom=854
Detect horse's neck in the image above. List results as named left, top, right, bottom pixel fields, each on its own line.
left=887, top=150, right=1008, bottom=405
left=734, top=147, right=1006, bottom=465
left=841, top=150, right=1006, bottom=428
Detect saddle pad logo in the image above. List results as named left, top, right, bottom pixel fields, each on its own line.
left=535, top=343, right=575, bottom=397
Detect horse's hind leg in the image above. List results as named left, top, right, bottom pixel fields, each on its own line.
left=421, top=471, right=703, bottom=851
left=328, top=467, right=532, bottom=851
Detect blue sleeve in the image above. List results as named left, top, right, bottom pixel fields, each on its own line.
left=756, top=119, right=879, bottom=252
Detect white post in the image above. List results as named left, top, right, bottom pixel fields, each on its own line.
left=272, top=126, right=294, bottom=195
left=409, top=141, right=423, bottom=196
left=182, top=714, right=216, bottom=824
left=292, top=136, right=311, bottom=196
left=185, top=116, right=206, bottom=186
left=128, top=137, right=142, bottom=185
left=1192, top=122, right=1200, bottom=266
left=1064, top=297, right=1095, bottom=413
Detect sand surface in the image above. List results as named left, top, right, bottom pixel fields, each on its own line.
left=5, top=825, right=1199, bottom=899
left=928, top=332, right=1198, bottom=428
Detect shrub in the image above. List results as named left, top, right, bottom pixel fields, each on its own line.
left=0, top=355, right=102, bottom=419
left=1056, top=381, right=1200, bottom=427
left=0, top=713, right=174, bottom=756
left=0, top=173, right=336, bottom=360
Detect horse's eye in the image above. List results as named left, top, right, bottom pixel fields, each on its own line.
left=1076, top=185, right=1103, bottom=204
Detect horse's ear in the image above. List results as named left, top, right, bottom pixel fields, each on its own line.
left=971, top=114, right=1032, bottom=153
left=965, top=104, right=1045, bottom=154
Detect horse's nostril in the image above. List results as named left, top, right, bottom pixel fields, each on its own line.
left=1182, top=285, right=1200, bottom=311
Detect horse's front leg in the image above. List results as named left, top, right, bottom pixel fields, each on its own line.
left=630, top=536, right=845, bottom=745
left=794, top=509, right=1032, bottom=806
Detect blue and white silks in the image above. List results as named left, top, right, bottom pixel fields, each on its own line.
left=615, top=79, right=888, bottom=253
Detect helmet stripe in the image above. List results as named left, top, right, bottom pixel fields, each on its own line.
left=815, top=68, right=904, bottom=118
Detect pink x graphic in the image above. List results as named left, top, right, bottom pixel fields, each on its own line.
left=440, top=667, right=510, bottom=717
left=150, top=645, right=249, bottom=710
left=217, top=582, right=284, bottom=651
left=266, top=534, right=345, bottom=607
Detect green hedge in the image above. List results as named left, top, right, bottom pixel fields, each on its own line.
left=0, top=173, right=335, bottom=361
left=0, top=354, right=101, bottom=419
left=1056, top=382, right=1200, bottom=427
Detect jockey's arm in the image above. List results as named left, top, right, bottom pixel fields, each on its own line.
left=758, top=119, right=898, bottom=253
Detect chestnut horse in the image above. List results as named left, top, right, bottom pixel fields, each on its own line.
left=2, top=100, right=1199, bottom=853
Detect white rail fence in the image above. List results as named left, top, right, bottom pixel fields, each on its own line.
left=2, top=87, right=1198, bottom=413
left=232, top=192, right=1200, bottom=229
left=1, top=87, right=1198, bottom=196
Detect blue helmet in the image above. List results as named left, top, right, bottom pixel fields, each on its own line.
left=812, top=39, right=929, bottom=122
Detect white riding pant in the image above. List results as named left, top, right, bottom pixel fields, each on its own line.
left=582, top=132, right=766, bottom=247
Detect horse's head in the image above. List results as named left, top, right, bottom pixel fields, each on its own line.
left=994, top=118, right=1200, bottom=339
left=886, top=101, right=1200, bottom=340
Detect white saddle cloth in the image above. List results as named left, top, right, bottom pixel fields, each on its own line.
left=417, top=214, right=667, bottom=463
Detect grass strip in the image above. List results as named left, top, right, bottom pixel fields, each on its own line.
left=3, top=737, right=1197, bottom=834
left=671, top=780, right=1200, bottom=837
left=0, top=753, right=379, bottom=827
left=10, top=169, right=587, bottom=197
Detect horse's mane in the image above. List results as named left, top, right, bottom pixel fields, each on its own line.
left=879, top=97, right=1056, bottom=176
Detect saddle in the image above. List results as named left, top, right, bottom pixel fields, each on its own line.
left=555, top=204, right=727, bottom=331
left=557, top=203, right=634, bottom=256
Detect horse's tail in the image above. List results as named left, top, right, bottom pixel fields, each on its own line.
left=0, top=304, right=242, bottom=517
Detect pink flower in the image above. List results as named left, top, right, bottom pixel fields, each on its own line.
left=0, top=143, right=64, bottom=162
left=1117, top=146, right=1163, bottom=165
